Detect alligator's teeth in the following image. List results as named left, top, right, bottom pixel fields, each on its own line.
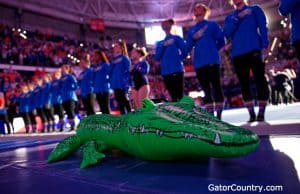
left=159, top=131, right=164, bottom=136
left=141, top=125, right=145, bottom=133
left=129, top=128, right=135, bottom=133
left=184, top=133, right=193, bottom=139
left=214, top=133, right=221, bottom=144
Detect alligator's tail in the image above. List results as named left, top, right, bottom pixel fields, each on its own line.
left=48, top=135, right=82, bottom=163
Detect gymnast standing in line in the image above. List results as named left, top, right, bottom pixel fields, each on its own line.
left=51, top=70, right=65, bottom=131
left=155, top=19, right=187, bottom=102
left=130, top=46, right=150, bottom=109
left=186, top=3, right=225, bottom=119
left=61, top=64, right=78, bottom=131
left=224, top=0, right=270, bottom=122
left=110, top=40, right=132, bottom=114
left=78, top=54, right=96, bottom=116
left=92, top=50, right=111, bottom=114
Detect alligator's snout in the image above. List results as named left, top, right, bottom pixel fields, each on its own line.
left=207, top=126, right=260, bottom=158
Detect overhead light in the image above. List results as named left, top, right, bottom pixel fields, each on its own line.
left=270, top=37, right=278, bottom=52
left=20, top=33, right=27, bottom=39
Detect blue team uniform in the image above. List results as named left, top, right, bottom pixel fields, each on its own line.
left=223, top=4, right=269, bottom=57
left=186, top=20, right=225, bottom=69
left=51, top=79, right=62, bottom=105
left=131, top=60, right=150, bottom=90
left=93, top=62, right=110, bottom=93
left=61, top=74, right=78, bottom=102
left=78, top=67, right=94, bottom=97
left=155, top=34, right=187, bottom=76
left=109, top=55, right=131, bottom=90
left=41, top=82, right=52, bottom=106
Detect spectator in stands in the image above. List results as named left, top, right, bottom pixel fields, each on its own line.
left=78, top=54, right=95, bottom=116
left=186, top=3, right=225, bottom=119
left=110, top=40, right=132, bottom=114
left=130, top=46, right=150, bottom=109
left=155, top=19, right=187, bottom=102
left=0, top=92, right=11, bottom=134
left=270, top=66, right=297, bottom=104
left=224, top=0, right=269, bottom=122
left=279, top=0, right=300, bottom=61
left=92, top=50, right=111, bottom=114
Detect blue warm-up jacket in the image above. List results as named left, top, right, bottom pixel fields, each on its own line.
left=61, top=74, right=78, bottom=102
left=51, top=79, right=62, bottom=105
left=155, top=34, right=187, bottom=76
left=186, top=20, right=225, bottom=69
left=279, top=0, right=300, bottom=43
left=78, top=67, right=94, bottom=97
left=109, top=55, right=131, bottom=90
left=223, top=5, right=269, bottom=57
left=93, top=62, right=110, bottom=93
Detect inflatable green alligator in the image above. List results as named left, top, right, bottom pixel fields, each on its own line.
left=48, top=96, right=259, bottom=168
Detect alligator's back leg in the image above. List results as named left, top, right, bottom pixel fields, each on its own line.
left=80, top=141, right=107, bottom=168
left=48, top=135, right=82, bottom=163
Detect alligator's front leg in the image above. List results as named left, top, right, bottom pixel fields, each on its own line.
left=80, top=140, right=107, bottom=168
left=48, top=135, right=82, bottom=163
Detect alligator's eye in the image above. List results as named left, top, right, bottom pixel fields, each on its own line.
left=214, top=133, right=221, bottom=144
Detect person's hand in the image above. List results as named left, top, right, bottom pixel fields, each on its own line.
left=76, top=89, right=80, bottom=96
left=129, top=65, right=134, bottom=72
left=262, top=48, right=268, bottom=61
left=163, top=39, right=174, bottom=46
left=193, top=25, right=208, bottom=40
left=225, top=43, right=232, bottom=51
left=148, top=49, right=155, bottom=55
left=238, top=9, right=251, bottom=18
left=154, top=61, right=161, bottom=66
left=219, top=44, right=231, bottom=53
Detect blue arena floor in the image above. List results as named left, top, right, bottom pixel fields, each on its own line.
left=0, top=104, right=299, bottom=194
left=0, top=136, right=299, bottom=194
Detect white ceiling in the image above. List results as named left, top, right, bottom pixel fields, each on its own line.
left=0, top=0, right=280, bottom=29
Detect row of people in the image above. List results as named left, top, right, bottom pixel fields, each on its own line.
left=15, top=66, right=77, bottom=133
left=13, top=42, right=150, bottom=133
left=154, top=0, right=300, bottom=121
left=78, top=41, right=150, bottom=115
left=154, top=1, right=267, bottom=121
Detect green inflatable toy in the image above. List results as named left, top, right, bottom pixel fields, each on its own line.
left=48, top=96, right=259, bottom=168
